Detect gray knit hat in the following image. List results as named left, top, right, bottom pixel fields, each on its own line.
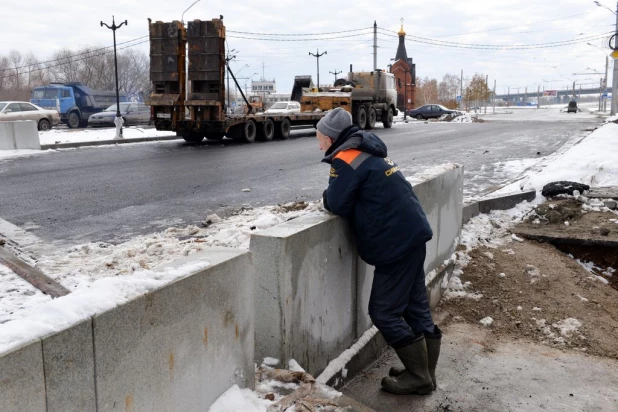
left=317, top=107, right=353, bottom=139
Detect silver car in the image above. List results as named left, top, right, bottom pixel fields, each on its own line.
left=0, top=101, right=61, bottom=131
left=88, top=102, right=151, bottom=127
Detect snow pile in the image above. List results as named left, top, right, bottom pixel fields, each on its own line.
left=1, top=201, right=324, bottom=327
left=208, top=384, right=272, bottom=412
left=535, top=317, right=583, bottom=345
left=500, top=122, right=618, bottom=191
left=38, top=126, right=175, bottom=146
left=0, top=264, right=52, bottom=325
left=0, top=260, right=209, bottom=354
left=0, top=149, right=53, bottom=162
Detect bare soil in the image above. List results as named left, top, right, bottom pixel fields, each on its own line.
left=436, top=240, right=618, bottom=359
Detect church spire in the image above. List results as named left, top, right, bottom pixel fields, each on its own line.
left=395, top=18, right=408, bottom=62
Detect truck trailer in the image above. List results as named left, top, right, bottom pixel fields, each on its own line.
left=146, top=17, right=397, bottom=143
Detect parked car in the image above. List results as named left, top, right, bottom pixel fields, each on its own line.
left=87, top=102, right=151, bottom=127
left=0, top=101, right=60, bottom=131
left=567, top=101, right=578, bottom=113
left=407, top=104, right=457, bottom=120
left=264, top=101, right=301, bottom=115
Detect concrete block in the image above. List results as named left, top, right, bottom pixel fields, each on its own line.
left=93, top=247, right=254, bottom=412
left=411, top=165, right=464, bottom=272
left=462, top=202, right=480, bottom=225
left=251, top=214, right=357, bottom=377
left=0, top=121, right=40, bottom=150
left=0, top=340, right=46, bottom=412
left=356, top=257, right=375, bottom=335
left=478, top=190, right=536, bottom=214
left=42, top=319, right=96, bottom=412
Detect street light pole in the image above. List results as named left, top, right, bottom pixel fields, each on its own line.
left=329, top=69, right=342, bottom=84
left=101, top=16, right=127, bottom=139
left=309, top=49, right=327, bottom=90
left=612, top=1, right=618, bottom=115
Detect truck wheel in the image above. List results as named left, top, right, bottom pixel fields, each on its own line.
left=356, top=106, right=367, bottom=129
left=382, top=107, right=393, bottom=128
left=181, top=133, right=204, bottom=143
left=67, top=112, right=80, bottom=129
left=241, top=120, right=257, bottom=143
left=257, top=119, right=275, bottom=141
left=367, top=107, right=377, bottom=129
left=275, top=118, right=291, bottom=140
left=38, top=119, right=51, bottom=131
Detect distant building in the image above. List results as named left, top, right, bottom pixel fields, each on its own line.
left=389, top=22, right=416, bottom=112
left=251, top=80, right=276, bottom=94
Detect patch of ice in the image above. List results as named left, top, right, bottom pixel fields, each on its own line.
left=554, top=318, right=582, bottom=337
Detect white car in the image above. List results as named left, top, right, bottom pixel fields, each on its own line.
left=0, top=101, right=61, bottom=131
left=264, top=101, right=301, bottom=115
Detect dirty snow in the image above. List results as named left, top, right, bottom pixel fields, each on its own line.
left=479, top=317, right=494, bottom=326
left=0, top=149, right=53, bottom=161
left=38, top=126, right=175, bottom=146
left=0, top=201, right=324, bottom=353
left=208, top=384, right=272, bottom=412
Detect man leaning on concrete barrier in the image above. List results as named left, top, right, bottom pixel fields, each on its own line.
left=316, top=107, right=442, bottom=395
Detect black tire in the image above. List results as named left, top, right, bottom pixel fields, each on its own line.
left=275, top=118, right=291, bottom=140
left=257, top=118, right=275, bottom=141
left=382, top=107, right=393, bottom=128
left=416, top=114, right=424, bottom=120
left=180, top=133, right=204, bottom=143
left=205, top=133, right=224, bottom=140
left=356, top=106, right=367, bottom=129
left=38, top=118, right=51, bottom=131
left=241, top=120, right=257, bottom=143
left=367, top=107, right=377, bottom=129
left=67, top=112, right=80, bottom=129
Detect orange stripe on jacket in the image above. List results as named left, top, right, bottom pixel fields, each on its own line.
left=334, top=149, right=362, bottom=165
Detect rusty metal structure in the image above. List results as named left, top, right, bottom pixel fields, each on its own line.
left=147, top=19, right=186, bottom=130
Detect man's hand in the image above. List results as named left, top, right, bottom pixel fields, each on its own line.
left=322, top=189, right=331, bottom=212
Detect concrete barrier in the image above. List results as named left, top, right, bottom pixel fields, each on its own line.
left=251, top=214, right=358, bottom=377
left=251, top=164, right=464, bottom=380
left=0, top=247, right=254, bottom=412
left=462, top=190, right=537, bottom=225
left=0, top=121, right=40, bottom=150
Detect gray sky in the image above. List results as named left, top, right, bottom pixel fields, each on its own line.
left=2, top=0, right=616, bottom=94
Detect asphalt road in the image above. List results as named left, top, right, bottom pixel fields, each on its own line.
left=0, top=114, right=600, bottom=246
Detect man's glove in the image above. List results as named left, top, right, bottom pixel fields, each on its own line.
left=322, top=189, right=331, bottom=212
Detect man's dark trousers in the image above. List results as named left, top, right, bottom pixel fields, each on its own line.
left=368, top=244, right=435, bottom=348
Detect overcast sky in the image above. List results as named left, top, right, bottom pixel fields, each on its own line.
left=2, top=0, right=616, bottom=94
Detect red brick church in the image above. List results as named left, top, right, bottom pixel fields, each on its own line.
left=389, top=21, right=416, bottom=113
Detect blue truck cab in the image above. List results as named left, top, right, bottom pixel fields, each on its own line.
left=30, top=82, right=127, bottom=128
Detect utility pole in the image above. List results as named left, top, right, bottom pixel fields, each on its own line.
left=524, top=87, right=527, bottom=106
left=329, top=69, right=342, bottom=84
left=493, top=79, right=497, bottom=113
left=537, top=85, right=540, bottom=109
left=484, top=74, right=488, bottom=114
left=309, top=49, right=327, bottom=90
left=226, top=50, right=237, bottom=114
left=101, top=16, right=127, bottom=139
left=572, top=81, right=576, bottom=100
left=373, top=21, right=378, bottom=71
left=460, top=69, right=463, bottom=110
left=507, top=86, right=510, bottom=107
left=610, top=2, right=618, bottom=116
left=604, top=55, right=609, bottom=111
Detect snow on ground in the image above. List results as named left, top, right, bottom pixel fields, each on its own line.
left=496, top=121, right=618, bottom=193
left=0, top=148, right=53, bottom=161
left=0, top=201, right=324, bottom=353
left=208, top=384, right=273, bottom=412
left=38, top=126, right=175, bottom=145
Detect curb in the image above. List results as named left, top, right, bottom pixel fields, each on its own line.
left=41, top=135, right=180, bottom=150
left=462, top=190, right=537, bottom=225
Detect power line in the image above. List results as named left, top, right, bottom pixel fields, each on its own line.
left=377, top=29, right=612, bottom=50
left=227, top=31, right=373, bottom=42
left=0, top=40, right=149, bottom=81
left=431, top=11, right=596, bottom=38
left=0, top=36, right=149, bottom=73
left=226, top=27, right=372, bottom=36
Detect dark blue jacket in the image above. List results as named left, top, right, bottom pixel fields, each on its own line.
left=322, top=125, right=433, bottom=266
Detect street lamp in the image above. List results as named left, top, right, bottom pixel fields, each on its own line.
left=181, top=0, right=202, bottom=24
left=101, top=16, right=127, bottom=139
left=593, top=1, right=618, bottom=114
left=586, top=43, right=611, bottom=111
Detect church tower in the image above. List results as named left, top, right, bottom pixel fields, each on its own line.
left=390, top=19, right=416, bottom=112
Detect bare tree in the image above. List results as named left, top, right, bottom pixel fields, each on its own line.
left=463, top=73, right=488, bottom=110
left=437, top=74, right=459, bottom=108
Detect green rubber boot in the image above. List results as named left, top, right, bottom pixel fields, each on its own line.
left=381, top=336, right=433, bottom=395
left=389, top=326, right=442, bottom=390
